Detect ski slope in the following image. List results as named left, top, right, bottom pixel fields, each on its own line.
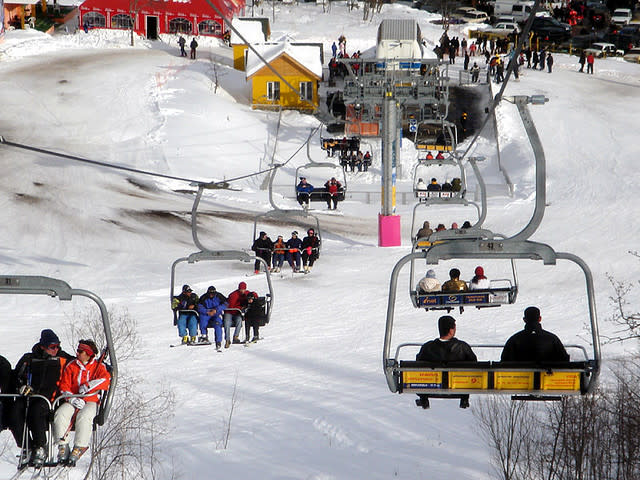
left=1, top=2, right=640, bottom=478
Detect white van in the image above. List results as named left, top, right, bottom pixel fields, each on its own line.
left=493, top=0, right=534, bottom=22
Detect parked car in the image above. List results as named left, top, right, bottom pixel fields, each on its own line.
left=530, top=16, right=572, bottom=41
left=463, top=10, right=490, bottom=23
left=611, top=8, right=633, bottom=26
left=584, top=42, right=625, bottom=57
left=494, top=15, right=516, bottom=24
left=452, top=6, right=478, bottom=18
left=489, top=21, right=521, bottom=34
left=623, top=46, right=640, bottom=62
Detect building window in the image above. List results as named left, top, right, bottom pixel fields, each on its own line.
left=168, top=17, right=192, bottom=34
left=267, top=81, right=280, bottom=101
left=111, top=13, right=133, bottom=30
left=198, top=20, right=221, bottom=36
left=83, top=12, right=106, bottom=28
left=299, top=81, right=313, bottom=101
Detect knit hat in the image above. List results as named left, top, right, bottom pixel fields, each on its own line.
left=474, top=266, right=484, bottom=276
left=182, top=284, right=192, bottom=293
left=259, top=231, right=267, bottom=236
left=39, top=329, right=60, bottom=346
left=207, top=286, right=216, bottom=294
left=238, top=282, right=247, bottom=290
left=426, top=269, right=436, bottom=279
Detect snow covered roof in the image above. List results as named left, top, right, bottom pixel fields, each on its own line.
left=230, top=17, right=268, bottom=44
left=245, top=42, right=322, bottom=79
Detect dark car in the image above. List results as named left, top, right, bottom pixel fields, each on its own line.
left=531, top=16, right=572, bottom=41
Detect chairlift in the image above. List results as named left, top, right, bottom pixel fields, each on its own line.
left=413, top=120, right=457, bottom=154
left=382, top=239, right=601, bottom=403
left=0, top=276, right=118, bottom=472
left=412, top=155, right=466, bottom=201
left=170, top=250, right=274, bottom=325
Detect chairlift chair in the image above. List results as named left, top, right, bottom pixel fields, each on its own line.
left=0, top=276, right=118, bottom=470
left=170, top=250, right=274, bottom=325
left=382, top=239, right=601, bottom=403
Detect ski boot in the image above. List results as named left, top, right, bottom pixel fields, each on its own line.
left=57, top=444, right=70, bottom=465
left=200, top=335, right=209, bottom=344
left=216, top=342, right=222, bottom=350
left=225, top=339, right=231, bottom=348
left=181, top=335, right=190, bottom=345
left=31, top=447, right=46, bottom=468
left=67, top=446, right=88, bottom=467
left=232, top=336, right=241, bottom=344
left=190, top=336, right=198, bottom=344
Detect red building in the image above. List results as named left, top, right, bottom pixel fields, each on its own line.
left=79, top=0, right=245, bottom=40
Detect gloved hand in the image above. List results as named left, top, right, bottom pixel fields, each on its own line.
left=79, top=384, right=89, bottom=395
left=19, top=385, right=33, bottom=396
left=69, top=397, right=85, bottom=410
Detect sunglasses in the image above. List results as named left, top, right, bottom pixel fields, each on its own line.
left=46, top=344, right=60, bottom=350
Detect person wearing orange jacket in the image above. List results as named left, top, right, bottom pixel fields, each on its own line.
left=54, top=339, right=110, bottom=466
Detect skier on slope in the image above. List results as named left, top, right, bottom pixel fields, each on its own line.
left=301, top=228, right=321, bottom=274
left=197, top=286, right=227, bottom=348
left=54, top=339, right=110, bottom=466
left=285, top=231, right=303, bottom=273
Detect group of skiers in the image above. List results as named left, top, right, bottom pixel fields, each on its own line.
left=415, top=220, right=473, bottom=241
left=177, top=35, right=199, bottom=59
left=251, top=229, right=321, bottom=274
left=171, top=282, right=267, bottom=349
left=417, top=266, right=489, bottom=294
left=295, top=177, right=344, bottom=210
left=0, top=330, right=110, bottom=468
left=415, top=177, right=463, bottom=193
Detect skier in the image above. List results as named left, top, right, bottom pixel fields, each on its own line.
left=285, top=231, right=303, bottom=273
left=296, top=177, right=314, bottom=208
left=470, top=62, right=480, bottom=83
left=223, top=282, right=251, bottom=348
left=272, top=235, right=287, bottom=272
left=441, top=268, right=468, bottom=292
left=172, top=285, right=199, bottom=344
left=427, top=178, right=441, bottom=192
left=417, top=269, right=441, bottom=294
left=469, top=266, right=490, bottom=290
left=251, top=231, right=273, bottom=274
left=197, top=286, right=227, bottom=347
left=301, top=228, right=321, bottom=274
left=54, top=339, right=110, bottom=466
left=11, top=330, right=73, bottom=467
left=415, top=178, right=428, bottom=191
left=243, top=291, right=266, bottom=343
left=324, top=177, right=343, bottom=210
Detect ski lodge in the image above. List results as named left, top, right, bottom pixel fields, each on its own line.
left=78, top=0, right=245, bottom=40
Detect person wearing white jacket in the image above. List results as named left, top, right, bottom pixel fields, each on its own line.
left=469, top=266, right=490, bottom=290
left=418, top=269, right=441, bottom=294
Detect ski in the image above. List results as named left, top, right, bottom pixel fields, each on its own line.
left=9, top=465, right=28, bottom=480
left=170, top=341, right=212, bottom=348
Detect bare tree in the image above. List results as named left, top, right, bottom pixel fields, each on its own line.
left=606, top=251, right=640, bottom=342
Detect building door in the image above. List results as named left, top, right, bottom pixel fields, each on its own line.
left=146, top=16, right=158, bottom=40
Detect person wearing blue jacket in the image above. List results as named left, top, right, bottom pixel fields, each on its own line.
left=285, top=231, right=303, bottom=273
left=296, top=177, right=314, bottom=208
left=197, top=286, right=227, bottom=348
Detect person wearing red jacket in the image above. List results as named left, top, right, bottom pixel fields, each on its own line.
left=223, top=282, right=250, bottom=348
left=54, top=340, right=110, bottom=466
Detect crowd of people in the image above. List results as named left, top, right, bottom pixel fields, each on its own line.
left=0, top=331, right=111, bottom=467
left=415, top=308, right=569, bottom=408
left=251, top=229, right=321, bottom=274
left=171, top=281, right=267, bottom=348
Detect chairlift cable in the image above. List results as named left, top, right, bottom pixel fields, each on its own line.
left=457, top=0, right=542, bottom=163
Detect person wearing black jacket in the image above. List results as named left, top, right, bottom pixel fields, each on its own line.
left=0, top=354, right=12, bottom=432
left=251, top=231, right=273, bottom=274
left=416, top=316, right=476, bottom=409
left=11, top=329, right=73, bottom=467
left=301, top=228, right=321, bottom=274
left=501, top=306, right=569, bottom=362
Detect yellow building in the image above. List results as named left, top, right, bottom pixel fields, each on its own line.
left=230, top=17, right=270, bottom=71
left=246, top=42, right=323, bottom=112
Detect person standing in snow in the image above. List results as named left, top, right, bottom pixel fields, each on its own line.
left=172, top=285, right=199, bottom=344
left=586, top=52, right=595, bottom=74
left=178, top=36, right=187, bottom=57
left=301, top=228, right=320, bottom=273
left=223, top=282, right=251, bottom=348
left=197, top=286, right=227, bottom=347
left=578, top=50, right=586, bottom=72
left=54, top=339, right=110, bottom=466
left=331, top=41, right=337, bottom=58
left=546, top=53, right=554, bottom=73
left=190, top=38, right=198, bottom=59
